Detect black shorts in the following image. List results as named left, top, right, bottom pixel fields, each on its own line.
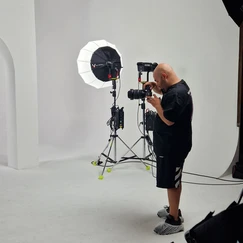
left=156, top=154, right=186, bottom=189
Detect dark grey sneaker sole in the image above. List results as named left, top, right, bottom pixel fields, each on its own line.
left=154, top=222, right=184, bottom=235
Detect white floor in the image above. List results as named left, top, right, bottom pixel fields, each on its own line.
left=0, top=158, right=242, bottom=243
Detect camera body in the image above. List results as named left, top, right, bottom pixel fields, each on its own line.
left=127, top=85, right=152, bottom=100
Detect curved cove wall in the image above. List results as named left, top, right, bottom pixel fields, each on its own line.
left=0, top=38, right=17, bottom=168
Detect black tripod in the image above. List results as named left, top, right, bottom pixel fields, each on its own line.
left=119, top=70, right=155, bottom=164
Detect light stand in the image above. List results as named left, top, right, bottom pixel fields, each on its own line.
left=119, top=69, right=155, bottom=164
left=92, top=63, right=142, bottom=179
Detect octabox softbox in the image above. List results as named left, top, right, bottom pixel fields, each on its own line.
left=77, top=40, right=123, bottom=89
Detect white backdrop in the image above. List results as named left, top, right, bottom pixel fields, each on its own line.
left=35, top=0, right=239, bottom=177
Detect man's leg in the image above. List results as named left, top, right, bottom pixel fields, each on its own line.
left=167, top=182, right=182, bottom=221
left=154, top=158, right=184, bottom=235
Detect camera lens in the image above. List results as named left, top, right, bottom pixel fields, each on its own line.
left=127, top=89, right=146, bottom=100
left=127, top=89, right=134, bottom=99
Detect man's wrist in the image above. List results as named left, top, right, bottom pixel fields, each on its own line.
left=155, top=105, right=163, bottom=113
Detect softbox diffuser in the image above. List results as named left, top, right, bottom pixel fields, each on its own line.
left=77, top=40, right=123, bottom=89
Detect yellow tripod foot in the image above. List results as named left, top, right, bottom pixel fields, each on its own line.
left=107, top=168, right=112, bottom=173
left=146, top=166, right=150, bottom=171
left=91, top=161, right=98, bottom=166
left=98, top=175, right=104, bottom=180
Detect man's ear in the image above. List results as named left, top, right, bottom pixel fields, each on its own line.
left=162, top=73, right=168, bottom=79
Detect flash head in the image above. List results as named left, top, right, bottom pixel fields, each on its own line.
left=137, top=62, right=158, bottom=73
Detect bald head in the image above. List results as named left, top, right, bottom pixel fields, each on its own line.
left=154, top=63, right=174, bottom=77
left=153, top=63, right=180, bottom=91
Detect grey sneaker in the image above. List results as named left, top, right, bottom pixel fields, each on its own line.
left=154, top=214, right=184, bottom=235
left=157, top=205, right=184, bottom=223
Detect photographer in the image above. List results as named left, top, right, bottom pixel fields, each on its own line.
left=145, top=63, right=193, bottom=235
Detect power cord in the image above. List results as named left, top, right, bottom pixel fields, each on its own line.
left=135, top=120, right=243, bottom=186
left=96, top=159, right=243, bottom=185
left=182, top=181, right=243, bottom=186
left=183, top=171, right=242, bottom=183
left=136, top=82, right=144, bottom=135
left=148, top=161, right=243, bottom=186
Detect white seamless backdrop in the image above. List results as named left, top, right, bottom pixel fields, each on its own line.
left=35, top=0, right=239, bottom=177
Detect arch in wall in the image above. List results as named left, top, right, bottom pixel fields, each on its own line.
left=0, top=38, right=17, bottom=168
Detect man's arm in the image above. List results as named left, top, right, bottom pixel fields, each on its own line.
left=156, top=104, right=175, bottom=126
left=146, top=94, right=174, bottom=126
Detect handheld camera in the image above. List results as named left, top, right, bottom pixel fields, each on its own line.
left=127, top=85, right=152, bottom=100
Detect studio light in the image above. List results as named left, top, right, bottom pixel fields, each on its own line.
left=77, top=40, right=137, bottom=179
left=76, top=40, right=156, bottom=179
left=77, top=40, right=123, bottom=89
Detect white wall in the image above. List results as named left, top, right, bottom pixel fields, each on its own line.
left=0, top=0, right=39, bottom=169
left=0, top=57, right=7, bottom=164
left=35, top=0, right=239, bottom=177
left=35, top=0, right=114, bottom=162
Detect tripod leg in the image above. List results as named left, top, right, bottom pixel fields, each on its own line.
left=120, top=134, right=156, bottom=170
left=114, top=133, right=117, bottom=163
left=118, top=136, right=141, bottom=160
left=110, top=136, right=150, bottom=171
left=92, top=138, right=111, bottom=166
left=143, top=135, right=146, bottom=158
left=99, top=136, right=114, bottom=179
left=92, top=134, right=113, bottom=166
left=120, top=137, right=142, bottom=159
left=145, top=137, right=157, bottom=161
left=144, top=135, right=156, bottom=162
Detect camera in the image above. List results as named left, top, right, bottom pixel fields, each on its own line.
left=137, top=62, right=158, bottom=73
left=127, top=85, right=152, bottom=100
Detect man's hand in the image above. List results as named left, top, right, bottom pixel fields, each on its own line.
left=144, top=82, right=162, bottom=95
left=146, top=94, right=161, bottom=109
left=144, top=81, right=156, bottom=90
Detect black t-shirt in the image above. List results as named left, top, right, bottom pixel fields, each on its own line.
left=153, top=79, right=193, bottom=156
